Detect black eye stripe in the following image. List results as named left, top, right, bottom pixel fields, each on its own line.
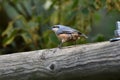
left=53, top=26, right=56, bottom=28
left=53, top=26, right=59, bottom=28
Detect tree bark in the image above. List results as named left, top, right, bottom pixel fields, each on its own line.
left=0, top=41, right=120, bottom=80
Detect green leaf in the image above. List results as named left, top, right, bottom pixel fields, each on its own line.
left=2, top=29, right=18, bottom=47
left=20, top=33, right=32, bottom=44
left=2, top=22, right=14, bottom=37
left=81, top=7, right=89, bottom=15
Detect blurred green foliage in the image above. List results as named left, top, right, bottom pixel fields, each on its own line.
left=0, top=0, right=120, bottom=54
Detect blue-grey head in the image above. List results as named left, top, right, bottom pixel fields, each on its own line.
left=52, top=25, right=60, bottom=33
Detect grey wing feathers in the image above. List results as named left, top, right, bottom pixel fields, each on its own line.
left=56, top=25, right=79, bottom=34
left=55, top=25, right=88, bottom=38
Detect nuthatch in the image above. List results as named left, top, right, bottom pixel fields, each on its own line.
left=52, top=25, right=88, bottom=48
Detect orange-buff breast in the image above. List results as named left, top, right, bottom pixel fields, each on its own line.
left=58, top=33, right=80, bottom=42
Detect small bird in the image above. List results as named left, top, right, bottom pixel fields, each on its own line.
left=52, top=25, right=88, bottom=48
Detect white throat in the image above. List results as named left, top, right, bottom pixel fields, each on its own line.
left=52, top=28, right=59, bottom=32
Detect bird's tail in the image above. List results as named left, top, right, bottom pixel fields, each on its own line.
left=81, top=34, right=88, bottom=38
left=78, top=32, right=88, bottom=38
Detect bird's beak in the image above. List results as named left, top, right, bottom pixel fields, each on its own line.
left=48, top=27, right=52, bottom=30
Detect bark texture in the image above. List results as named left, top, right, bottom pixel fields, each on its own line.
left=0, top=41, right=120, bottom=80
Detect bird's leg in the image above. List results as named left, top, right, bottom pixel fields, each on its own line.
left=52, top=41, right=63, bottom=53
left=52, top=42, right=62, bottom=53
left=58, top=39, right=65, bottom=49
left=58, top=41, right=63, bottom=49
left=74, top=40, right=77, bottom=46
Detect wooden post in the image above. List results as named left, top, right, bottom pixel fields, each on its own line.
left=0, top=41, right=120, bottom=80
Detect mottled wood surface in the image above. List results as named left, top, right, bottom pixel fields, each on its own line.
left=0, top=41, right=120, bottom=80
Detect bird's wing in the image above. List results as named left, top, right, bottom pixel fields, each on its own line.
left=57, top=25, right=79, bottom=34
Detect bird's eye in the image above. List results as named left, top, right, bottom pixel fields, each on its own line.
left=53, top=25, right=59, bottom=28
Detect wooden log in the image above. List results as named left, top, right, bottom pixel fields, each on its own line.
left=0, top=41, right=120, bottom=80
